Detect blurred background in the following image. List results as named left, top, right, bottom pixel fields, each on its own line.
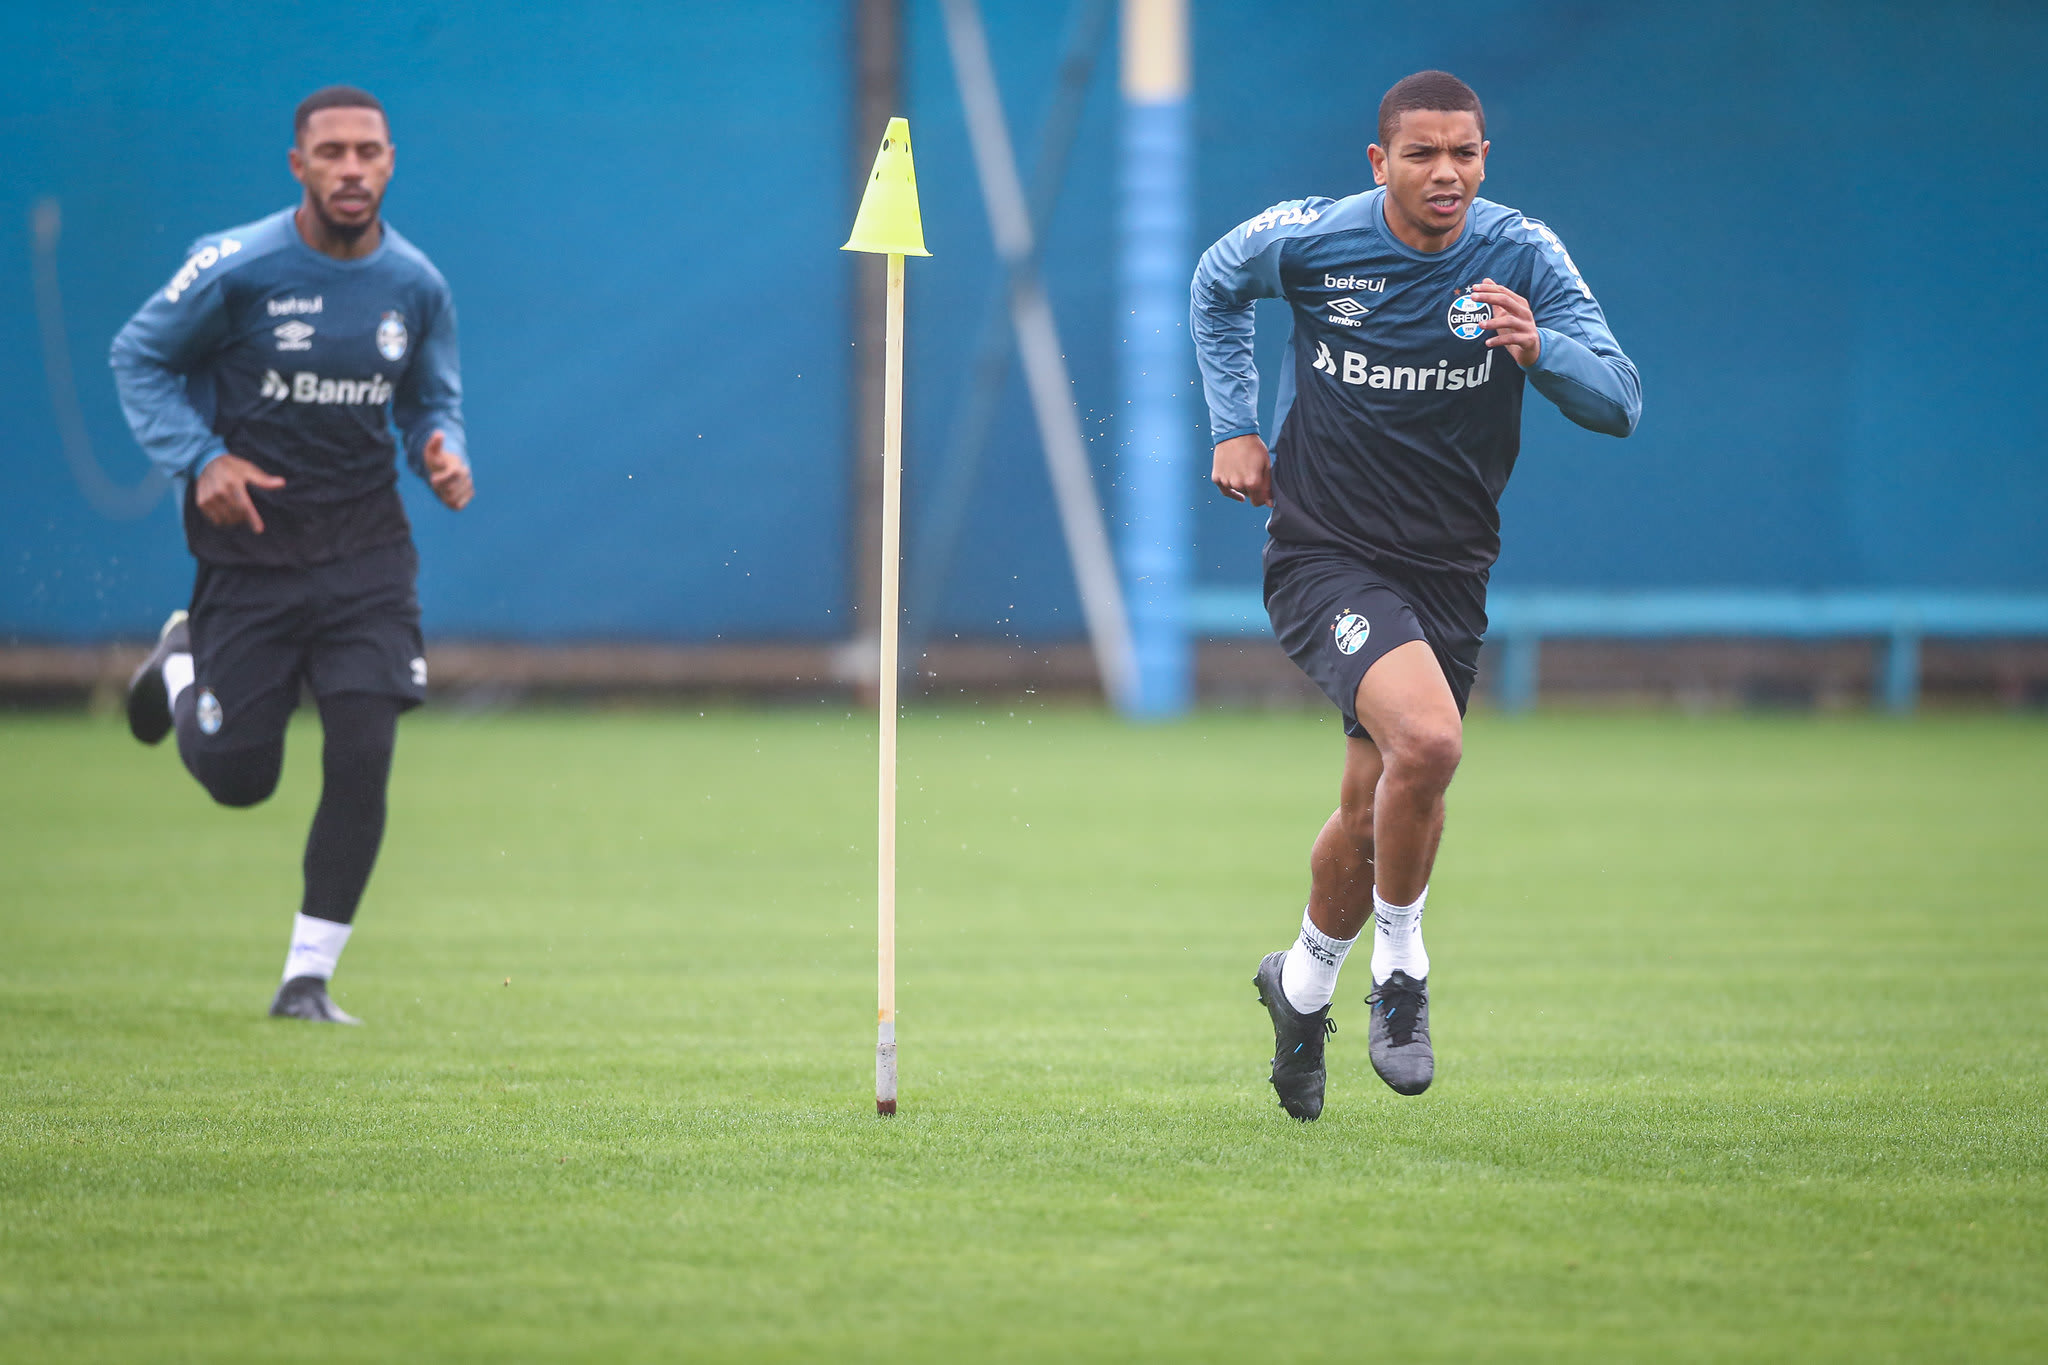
left=5, top=0, right=2046, bottom=714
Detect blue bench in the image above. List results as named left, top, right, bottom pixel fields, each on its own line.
left=1185, top=589, right=2048, bottom=712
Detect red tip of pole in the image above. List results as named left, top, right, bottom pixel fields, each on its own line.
left=876, top=1099, right=897, bottom=1116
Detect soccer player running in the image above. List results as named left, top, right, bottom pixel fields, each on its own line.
left=111, top=86, right=473, bottom=1024
left=1191, top=72, right=1640, bottom=1118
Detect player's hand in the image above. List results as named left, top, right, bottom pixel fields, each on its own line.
left=423, top=431, right=474, bottom=511
left=1212, top=433, right=1273, bottom=507
left=195, top=452, right=286, bottom=535
left=1468, top=278, right=1542, bottom=368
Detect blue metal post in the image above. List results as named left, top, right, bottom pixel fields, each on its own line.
left=1116, top=0, right=1192, bottom=717
left=1497, top=634, right=1541, bottom=713
left=1884, top=627, right=1920, bottom=713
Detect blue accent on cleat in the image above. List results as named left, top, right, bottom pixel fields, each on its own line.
left=1254, top=950, right=1336, bottom=1121
left=1365, top=970, right=1433, bottom=1096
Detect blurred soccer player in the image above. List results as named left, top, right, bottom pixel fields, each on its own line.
left=1191, top=72, right=1640, bottom=1117
left=111, top=86, right=473, bottom=1024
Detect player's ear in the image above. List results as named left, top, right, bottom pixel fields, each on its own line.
left=1367, top=143, right=1388, bottom=186
left=288, top=144, right=305, bottom=183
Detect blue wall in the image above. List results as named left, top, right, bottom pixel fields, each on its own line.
left=5, top=1, right=2045, bottom=643
left=3, top=2, right=851, bottom=641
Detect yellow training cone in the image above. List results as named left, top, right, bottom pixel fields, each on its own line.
left=842, top=117, right=930, bottom=256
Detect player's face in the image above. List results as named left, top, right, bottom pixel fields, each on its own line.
left=1369, top=110, right=1487, bottom=247
left=289, top=108, right=394, bottom=239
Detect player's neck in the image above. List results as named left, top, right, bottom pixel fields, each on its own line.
left=1379, top=197, right=1465, bottom=255
left=295, top=203, right=383, bottom=261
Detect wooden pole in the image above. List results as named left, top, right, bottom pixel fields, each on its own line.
left=876, top=250, right=905, bottom=1116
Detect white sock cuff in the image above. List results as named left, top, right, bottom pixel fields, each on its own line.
left=1369, top=885, right=1430, bottom=984
left=1373, top=884, right=1428, bottom=917
left=163, top=652, right=195, bottom=709
left=282, top=913, right=352, bottom=983
left=1298, top=906, right=1360, bottom=965
left=1376, top=888, right=1425, bottom=929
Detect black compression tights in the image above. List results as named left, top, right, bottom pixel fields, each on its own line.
left=178, top=692, right=400, bottom=925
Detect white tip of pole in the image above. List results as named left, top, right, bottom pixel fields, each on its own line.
left=876, top=1020, right=898, bottom=1116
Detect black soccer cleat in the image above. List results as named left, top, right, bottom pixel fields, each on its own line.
left=125, top=609, right=189, bottom=745
left=269, top=975, right=362, bottom=1025
left=1365, top=970, right=1433, bottom=1095
left=1254, top=950, right=1337, bottom=1121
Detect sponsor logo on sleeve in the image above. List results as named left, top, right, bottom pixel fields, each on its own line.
left=376, top=311, right=408, bottom=362
left=1519, top=217, right=1594, bottom=299
left=272, top=320, right=315, bottom=351
left=1245, top=203, right=1321, bottom=234
left=162, top=237, right=242, bottom=303
left=1448, top=293, right=1494, bottom=340
left=1333, top=613, right=1371, bottom=656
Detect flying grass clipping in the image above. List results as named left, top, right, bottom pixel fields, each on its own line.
left=841, top=117, right=927, bottom=1116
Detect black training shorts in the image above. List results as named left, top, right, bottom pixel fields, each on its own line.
left=1263, top=544, right=1487, bottom=740
left=184, top=538, right=426, bottom=752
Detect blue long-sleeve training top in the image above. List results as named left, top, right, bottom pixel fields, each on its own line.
left=1191, top=188, right=1639, bottom=578
left=110, top=207, right=465, bottom=567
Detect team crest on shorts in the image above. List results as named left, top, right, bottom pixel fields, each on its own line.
left=1447, top=293, right=1493, bottom=340
left=376, top=311, right=408, bottom=361
left=195, top=688, right=223, bottom=736
left=1332, top=612, right=1371, bottom=656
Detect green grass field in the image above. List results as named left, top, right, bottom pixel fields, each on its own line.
left=3, top=705, right=2044, bottom=1362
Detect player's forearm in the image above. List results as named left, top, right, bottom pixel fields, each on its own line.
left=1191, top=292, right=1261, bottom=441
left=108, top=344, right=226, bottom=478
left=1191, top=229, right=1289, bottom=442
left=1525, top=328, right=1641, bottom=437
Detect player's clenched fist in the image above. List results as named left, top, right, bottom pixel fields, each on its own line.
left=195, top=452, right=287, bottom=534
left=1468, top=277, right=1542, bottom=367
left=423, top=430, right=474, bottom=511
left=1212, top=433, right=1274, bottom=507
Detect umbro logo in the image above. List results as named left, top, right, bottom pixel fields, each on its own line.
left=273, top=320, right=315, bottom=351
left=1325, top=296, right=1371, bottom=327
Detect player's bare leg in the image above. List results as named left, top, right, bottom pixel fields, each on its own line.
left=1350, top=639, right=1462, bottom=1092
left=1254, top=740, right=1383, bottom=1119
left=1305, top=738, right=1383, bottom=942
left=1354, top=640, right=1461, bottom=905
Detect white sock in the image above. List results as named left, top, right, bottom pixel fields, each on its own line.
left=1281, top=906, right=1358, bottom=1014
left=281, top=913, right=352, bottom=983
left=163, top=652, right=194, bottom=709
left=1370, top=885, right=1430, bottom=984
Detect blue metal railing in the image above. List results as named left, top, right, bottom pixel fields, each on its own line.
left=1186, top=588, right=2048, bottom=712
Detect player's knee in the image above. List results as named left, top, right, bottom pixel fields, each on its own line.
left=1387, top=722, right=1462, bottom=791
left=1336, top=785, right=1376, bottom=845
left=194, top=746, right=283, bottom=808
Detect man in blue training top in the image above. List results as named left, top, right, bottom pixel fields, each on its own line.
left=1191, top=71, right=1640, bottom=1117
left=112, top=86, right=474, bottom=1025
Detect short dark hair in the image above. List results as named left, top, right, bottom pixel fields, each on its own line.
left=1377, top=70, right=1484, bottom=147
left=294, top=86, right=387, bottom=141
